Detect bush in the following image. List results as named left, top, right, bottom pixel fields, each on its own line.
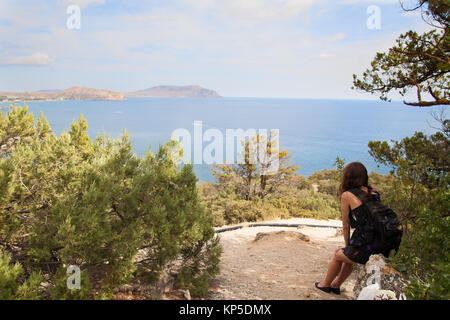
left=368, top=171, right=394, bottom=197
left=0, top=105, right=221, bottom=299
left=0, top=250, right=43, bottom=300
left=317, top=180, right=339, bottom=197
left=287, top=175, right=312, bottom=191
left=50, top=266, right=92, bottom=300
left=176, top=231, right=222, bottom=297
left=269, top=189, right=340, bottom=220
left=202, top=179, right=341, bottom=227
left=308, top=168, right=338, bottom=183
left=369, top=124, right=449, bottom=300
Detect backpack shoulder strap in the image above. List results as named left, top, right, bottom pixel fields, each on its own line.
left=347, top=188, right=369, bottom=203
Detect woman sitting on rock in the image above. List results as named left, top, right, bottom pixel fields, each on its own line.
left=315, top=162, right=380, bottom=295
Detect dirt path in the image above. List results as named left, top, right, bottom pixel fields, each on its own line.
left=206, top=218, right=356, bottom=300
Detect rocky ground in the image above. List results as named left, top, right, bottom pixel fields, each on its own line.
left=206, top=218, right=356, bottom=300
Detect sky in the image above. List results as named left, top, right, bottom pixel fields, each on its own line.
left=0, top=0, right=434, bottom=99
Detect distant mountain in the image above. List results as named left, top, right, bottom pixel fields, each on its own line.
left=126, top=85, right=221, bottom=98
left=0, top=87, right=124, bottom=102
left=55, top=87, right=124, bottom=101
left=37, top=89, right=63, bottom=93
left=0, top=85, right=221, bottom=102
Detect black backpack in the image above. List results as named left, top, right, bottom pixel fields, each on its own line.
left=349, top=187, right=403, bottom=257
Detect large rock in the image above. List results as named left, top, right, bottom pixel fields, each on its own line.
left=114, top=269, right=176, bottom=299
left=353, top=254, right=407, bottom=300
left=253, top=231, right=310, bottom=243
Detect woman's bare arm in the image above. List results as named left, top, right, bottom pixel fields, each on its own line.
left=341, top=192, right=351, bottom=247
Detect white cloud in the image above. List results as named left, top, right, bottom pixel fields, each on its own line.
left=2, top=53, right=54, bottom=66
left=328, top=32, right=347, bottom=42
left=0, top=0, right=433, bottom=97
left=222, top=0, right=320, bottom=21
left=59, top=0, right=106, bottom=9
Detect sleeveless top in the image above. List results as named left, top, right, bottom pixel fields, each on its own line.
left=343, top=187, right=381, bottom=264
left=349, top=205, right=373, bottom=247
left=343, top=205, right=374, bottom=264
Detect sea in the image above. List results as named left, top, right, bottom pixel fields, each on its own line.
left=0, top=98, right=440, bottom=182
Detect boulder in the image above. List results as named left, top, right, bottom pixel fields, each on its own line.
left=374, top=290, right=397, bottom=300
left=113, top=269, right=176, bottom=299
left=253, top=231, right=310, bottom=243
left=353, top=254, right=407, bottom=300
left=142, top=269, right=176, bottom=299
left=179, top=289, right=192, bottom=300
left=334, top=228, right=343, bottom=237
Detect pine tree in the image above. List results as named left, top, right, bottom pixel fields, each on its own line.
left=0, top=105, right=221, bottom=299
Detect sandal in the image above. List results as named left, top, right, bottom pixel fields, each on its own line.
left=315, top=282, right=331, bottom=293
left=330, top=287, right=341, bottom=295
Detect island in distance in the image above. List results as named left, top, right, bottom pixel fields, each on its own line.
left=125, top=85, right=221, bottom=98
left=0, top=85, right=221, bottom=102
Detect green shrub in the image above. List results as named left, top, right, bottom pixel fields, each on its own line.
left=369, top=124, right=449, bottom=300
left=0, top=250, right=43, bottom=300
left=271, top=189, right=340, bottom=220
left=308, top=168, right=339, bottom=183
left=287, top=175, right=312, bottom=191
left=317, top=180, right=339, bottom=197
left=176, top=231, right=222, bottom=297
left=202, top=182, right=341, bottom=227
left=50, top=267, right=92, bottom=300
left=0, top=105, right=221, bottom=299
left=368, top=171, right=394, bottom=198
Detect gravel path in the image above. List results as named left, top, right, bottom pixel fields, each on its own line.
left=207, top=218, right=356, bottom=300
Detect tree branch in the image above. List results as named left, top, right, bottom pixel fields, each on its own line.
left=404, top=98, right=450, bottom=107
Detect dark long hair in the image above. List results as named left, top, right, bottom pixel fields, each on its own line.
left=339, top=162, right=369, bottom=195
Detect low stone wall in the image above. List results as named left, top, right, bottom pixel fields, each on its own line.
left=353, top=254, right=407, bottom=300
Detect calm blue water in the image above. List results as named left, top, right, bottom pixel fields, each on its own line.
left=1, top=98, right=440, bottom=182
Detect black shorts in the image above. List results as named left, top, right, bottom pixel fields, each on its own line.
left=342, top=245, right=373, bottom=265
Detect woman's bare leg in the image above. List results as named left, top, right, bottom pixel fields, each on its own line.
left=318, top=249, right=354, bottom=288
left=318, top=260, right=341, bottom=287
left=331, top=263, right=354, bottom=288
